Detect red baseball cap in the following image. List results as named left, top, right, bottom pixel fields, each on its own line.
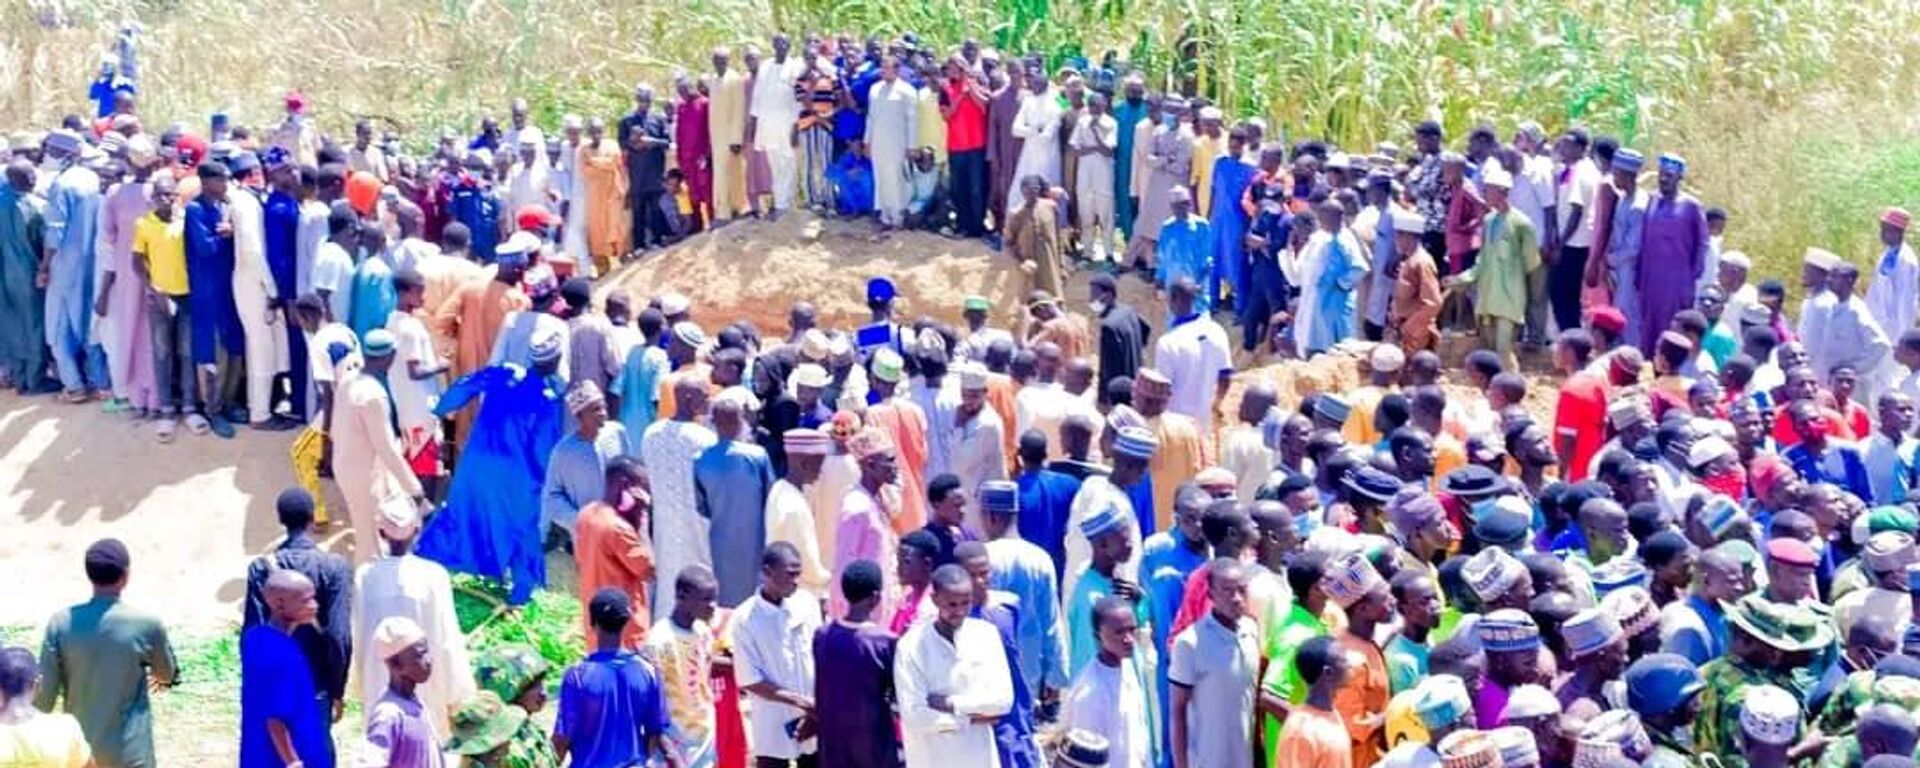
left=515, top=204, right=561, bottom=231
left=284, top=90, right=307, bottom=112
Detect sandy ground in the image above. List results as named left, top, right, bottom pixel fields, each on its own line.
left=0, top=391, right=315, bottom=631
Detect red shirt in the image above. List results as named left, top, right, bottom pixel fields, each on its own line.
left=1771, top=406, right=1855, bottom=447
left=1554, top=372, right=1608, bottom=481
left=943, top=79, right=989, bottom=152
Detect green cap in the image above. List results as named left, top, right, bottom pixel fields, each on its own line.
left=445, top=692, right=527, bottom=756
left=963, top=295, right=991, bottom=312
left=1869, top=505, right=1918, bottom=536
left=474, top=644, right=550, bottom=704
left=871, top=347, right=905, bottom=383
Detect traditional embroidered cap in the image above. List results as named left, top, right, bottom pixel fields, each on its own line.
left=1657, top=153, right=1687, bottom=175
left=1134, top=367, right=1173, bottom=394
left=1481, top=166, right=1514, bottom=189
left=1579, top=709, right=1652, bottom=761
left=565, top=379, right=605, bottom=415
left=1865, top=531, right=1917, bottom=573
left=846, top=427, right=896, bottom=461
left=1686, top=435, right=1734, bottom=469
left=1804, top=247, right=1842, bottom=270
left=1607, top=397, right=1649, bottom=429
left=792, top=363, right=831, bottom=390
left=1906, top=622, right=1920, bottom=656
left=1602, top=585, right=1662, bottom=638
left=1371, top=343, right=1407, bottom=373
left=870, top=347, right=905, bottom=383
left=495, top=230, right=541, bottom=259
left=529, top=325, right=564, bottom=364
left=1325, top=151, right=1352, bottom=169
left=1563, top=607, right=1625, bottom=660
left=1391, top=207, right=1426, bottom=234
left=1766, top=537, right=1819, bottom=568
left=1081, top=504, right=1128, bottom=540
left=1611, top=148, right=1645, bottom=173
left=799, top=328, right=832, bottom=361
left=962, top=294, right=991, bottom=312
left=1414, top=675, right=1473, bottom=731
left=1718, top=250, right=1751, bottom=270
left=782, top=427, right=831, bottom=456
left=1490, top=726, right=1540, bottom=768
left=1437, top=730, right=1499, bottom=768
left=1315, top=393, right=1353, bottom=423
left=914, top=327, right=949, bottom=359
left=657, top=291, right=690, bottom=316
left=956, top=361, right=992, bottom=391
left=1477, top=608, right=1541, bottom=652
left=670, top=321, right=706, bottom=348
left=980, top=480, right=1019, bottom=513
left=1739, top=684, right=1802, bottom=746
left=1463, top=547, right=1527, bottom=604
left=1113, top=426, right=1159, bottom=460
left=376, top=495, right=421, bottom=540
left=1322, top=550, right=1386, bottom=609
left=1886, top=207, right=1913, bottom=231
left=1908, top=562, right=1920, bottom=591
left=1698, top=494, right=1745, bottom=542
left=371, top=615, right=428, bottom=662
left=361, top=328, right=396, bottom=358
left=42, top=129, right=83, bottom=156
left=1505, top=684, right=1562, bottom=719
left=1625, top=652, right=1705, bottom=718
left=1589, top=556, right=1650, bottom=598
left=1343, top=467, right=1403, bottom=504
left=1057, top=729, right=1111, bottom=768
left=1196, top=467, right=1238, bottom=496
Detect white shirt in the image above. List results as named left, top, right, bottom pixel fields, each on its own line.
left=950, top=407, right=1010, bottom=530
left=764, top=478, right=831, bottom=598
left=352, top=554, right=475, bottom=734
left=1061, top=655, right=1153, bottom=768
left=384, top=311, right=443, bottom=435
left=1015, top=383, right=1075, bottom=462
left=1219, top=424, right=1273, bottom=502
left=1556, top=158, right=1601, bottom=248
left=1868, top=242, right=1920, bottom=342
left=312, top=241, right=356, bottom=323
left=307, top=322, right=359, bottom=385
left=1154, top=314, right=1232, bottom=432
left=896, top=618, right=1015, bottom=768
left=1509, top=153, right=1556, bottom=245
left=1167, top=613, right=1260, bottom=768
left=730, top=590, right=822, bottom=759
left=749, top=57, right=806, bottom=148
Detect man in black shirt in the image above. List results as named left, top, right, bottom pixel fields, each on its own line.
left=242, top=488, right=353, bottom=722
left=617, top=84, right=672, bottom=253
left=1088, top=272, right=1150, bottom=405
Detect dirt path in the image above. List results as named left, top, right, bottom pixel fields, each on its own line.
left=0, top=392, right=319, bottom=632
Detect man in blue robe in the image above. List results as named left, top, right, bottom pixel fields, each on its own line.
left=185, top=160, right=244, bottom=436
left=416, top=327, right=566, bottom=605
left=240, top=570, right=335, bottom=768
left=1207, top=127, right=1257, bottom=314
left=980, top=480, right=1069, bottom=704
left=694, top=395, right=776, bottom=604
left=1111, top=77, right=1151, bottom=241
left=40, top=131, right=107, bottom=401
left=1155, top=186, right=1213, bottom=315
left=0, top=160, right=47, bottom=393
left=263, top=148, right=307, bottom=420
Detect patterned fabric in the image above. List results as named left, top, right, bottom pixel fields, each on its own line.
left=643, top=618, right=718, bottom=766
left=501, top=711, right=560, bottom=768
left=1693, top=657, right=1797, bottom=768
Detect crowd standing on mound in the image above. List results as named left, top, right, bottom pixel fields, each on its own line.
left=13, top=25, right=1920, bottom=768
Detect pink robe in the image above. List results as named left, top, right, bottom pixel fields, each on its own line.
left=676, top=96, right=713, bottom=223
left=99, top=181, right=156, bottom=409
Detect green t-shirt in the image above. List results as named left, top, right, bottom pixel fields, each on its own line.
left=36, top=596, right=176, bottom=768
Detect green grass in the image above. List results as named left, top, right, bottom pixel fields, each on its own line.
left=2, top=578, right=583, bottom=765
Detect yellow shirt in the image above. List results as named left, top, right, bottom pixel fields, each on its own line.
left=0, top=713, right=92, bottom=768
left=1190, top=133, right=1227, bottom=215
left=132, top=212, right=188, bottom=296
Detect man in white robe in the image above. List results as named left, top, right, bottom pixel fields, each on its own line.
left=896, top=565, right=1015, bottom=768
left=1071, top=92, right=1120, bottom=262
left=1824, top=261, right=1895, bottom=406
left=352, top=497, right=475, bottom=733
left=765, top=428, right=833, bottom=599
left=866, top=58, right=920, bottom=228
left=639, top=377, right=718, bottom=619
left=1061, top=596, right=1155, bottom=768
left=1007, top=61, right=1066, bottom=207
left=1867, top=207, right=1919, bottom=339
left=749, top=34, right=805, bottom=214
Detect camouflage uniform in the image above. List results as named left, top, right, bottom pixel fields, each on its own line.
left=1694, top=657, right=1791, bottom=768
left=474, top=645, right=561, bottom=768
left=446, top=691, right=528, bottom=766
left=1646, top=725, right=1700, bottom=768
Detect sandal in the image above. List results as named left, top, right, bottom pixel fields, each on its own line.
left=57, top=390, right=90, bottom=404
left=155, top=418, right=178, bottom=444
left=185, top=413, right=211, bottom=435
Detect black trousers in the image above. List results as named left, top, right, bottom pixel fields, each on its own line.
left=1422, top=230, right=1449, bottom=275
left=1239, top=259, right=1291, bottom=352
left=629, top=191, right=666, bottom=250
left=1550, top=245, right=1591, bottom=332
left=950, top=149, right=988, bottom=237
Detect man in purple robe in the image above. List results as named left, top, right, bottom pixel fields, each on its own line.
left=985, top=64, right=1026, bottom=241
left=1634, top=153, right=1711, bottom=355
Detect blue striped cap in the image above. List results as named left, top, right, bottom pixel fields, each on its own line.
left=1113, top=426, right=1159, bottom=460
left=1080, top=504, right=1127, bottom=540
left=1562, top=607, right=1624, bottom=660
left=1589, top=557, right=1649, bottom=598
left=1477, top=608, right=1541, bottom=653
left=980, top=480, right=1019, bottom=513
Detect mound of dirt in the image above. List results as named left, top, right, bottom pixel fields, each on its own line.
left=595, top=212, right=1161, bottom=336
left=1221, top=336, right=1560, bottom=429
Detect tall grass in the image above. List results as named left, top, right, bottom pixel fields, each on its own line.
left=9, top=0, right=1920, bottom=285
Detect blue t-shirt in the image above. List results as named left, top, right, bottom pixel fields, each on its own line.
left=239, top=625, right=334, bottom=768
left=556, top=649, right=672, bottom=768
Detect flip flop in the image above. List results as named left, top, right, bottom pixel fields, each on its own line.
left=185, top=413, right=211, bottom=435
left=155, top=419, right=177, bottom=444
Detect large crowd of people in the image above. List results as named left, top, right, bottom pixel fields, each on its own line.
left=6, top=24, right=1920, bottom=768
